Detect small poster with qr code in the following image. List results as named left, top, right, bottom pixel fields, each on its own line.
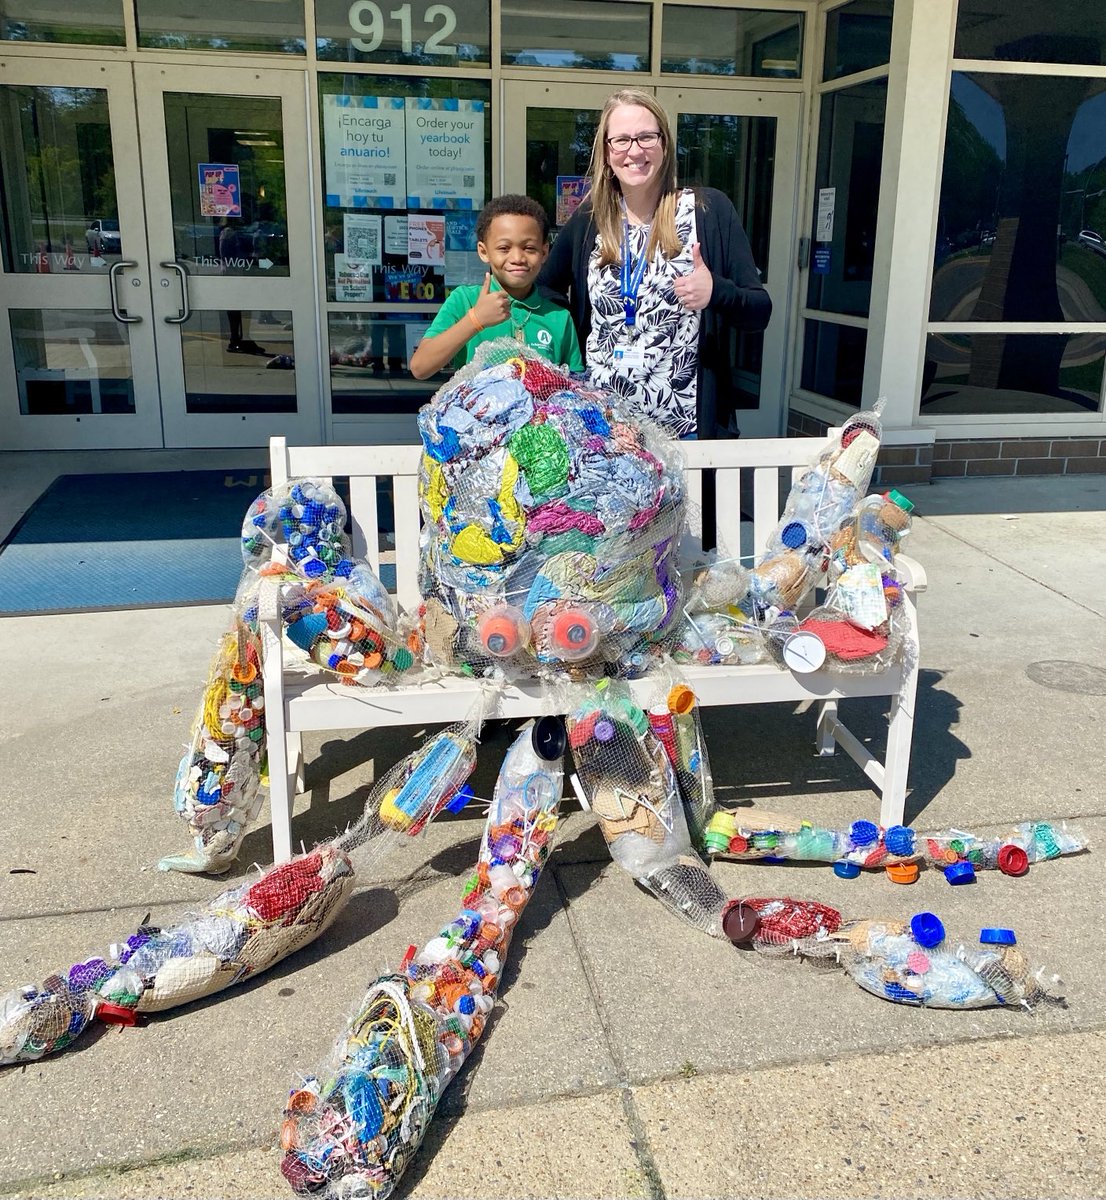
left=343, top=213, right=383, bottom=266
left=404, top=97, right=484, bottom=209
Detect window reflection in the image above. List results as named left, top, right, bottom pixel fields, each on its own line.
left=162, top=93, right=290, bottom=278
left=329, top=313, right=444, bottom=413
left=502, top=0, right=651, bottom=71
left=806, top=80, right=886, bottom=318
left=922, top=333, right=1104, bottom=415
left=135, top=0, right=305, bottom=52
left=10, top=309, right=135, bottom=415
left=526, top=107, right=598, bottom=233
left=822, top=0, right=892, bottom=82
left=801, top=319, right=866, bottom=407
left=1, top=0, right=124, bottom=45
left=955, top=2, right=1106, bottom=67
left=181, top=310, right=296, bottom=414
left=0, top=86, right=120, bottom=275
left=661, top=6, right=802, bottom=78
left=931, top=73, right=1106, bottom=323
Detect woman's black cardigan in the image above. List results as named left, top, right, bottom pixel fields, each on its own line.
left=537, top=187, right=772, bottom=439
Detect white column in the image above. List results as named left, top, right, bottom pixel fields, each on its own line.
left=862, top=0, right=958, bottom=429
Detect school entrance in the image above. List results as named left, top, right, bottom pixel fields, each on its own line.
left=0, top=4, right=808, bottom=453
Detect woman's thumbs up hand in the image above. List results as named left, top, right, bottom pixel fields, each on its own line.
left=673, top=243, right=713, bottom=312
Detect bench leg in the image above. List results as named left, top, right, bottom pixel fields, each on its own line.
left=261, top=620, right=294, bottom=865
left=879, top=658, right=919, bottom=829
left=288, top=732, right=304, bottom=797
left=815, top=699, right=838, bottom=756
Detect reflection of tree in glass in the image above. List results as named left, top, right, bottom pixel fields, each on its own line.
left=937, top=97, right=1003, bottom=254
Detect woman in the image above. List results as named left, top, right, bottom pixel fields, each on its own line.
left=539, top=88, right=771, bottom=440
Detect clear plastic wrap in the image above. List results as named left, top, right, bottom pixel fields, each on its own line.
left=279, top=719, right=566, bottom=1198
left=416, top=339, right=685, bottom=679
left=566, top=680, right=727, bottom=936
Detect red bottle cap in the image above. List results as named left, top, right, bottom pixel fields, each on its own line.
left=997, top=843, right=1030, bottom=877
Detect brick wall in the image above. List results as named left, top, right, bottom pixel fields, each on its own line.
left=786, top=412, right=1106, bottom=485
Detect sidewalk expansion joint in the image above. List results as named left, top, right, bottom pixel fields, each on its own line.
left=550, top=865, right=668, bottom=1200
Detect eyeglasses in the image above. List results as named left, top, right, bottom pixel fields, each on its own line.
left=606, top=131, right=663, bottom=153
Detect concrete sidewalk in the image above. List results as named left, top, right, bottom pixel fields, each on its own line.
left=1, top=474, right=1104, bottom=1200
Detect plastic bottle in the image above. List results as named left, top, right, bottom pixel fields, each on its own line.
left=476, top=604, right=529, bottom=658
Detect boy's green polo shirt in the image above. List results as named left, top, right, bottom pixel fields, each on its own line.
left=425, top=278, right=584, bottom=371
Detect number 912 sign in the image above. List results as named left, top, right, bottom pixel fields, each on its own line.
left=348, top=1, right=461, bottom=55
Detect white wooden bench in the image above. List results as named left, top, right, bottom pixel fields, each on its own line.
left=259, top=435, right=927, bottom=864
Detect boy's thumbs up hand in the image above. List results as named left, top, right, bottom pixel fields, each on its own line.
left=673, top=242, right=713, bottom=311
left=471, top=272, right=512, bottom=330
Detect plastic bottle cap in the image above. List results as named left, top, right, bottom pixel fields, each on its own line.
left=850, top=820, right=879, bottom=847
left=444, top=783, right=474, bottom=814
left=944, top=861, right=976, bottom=885
left=721, top=900, right=760, bottom=944
left=886, top=861, right=919, bottom=884
left=714, top=636, right=736, bottom=657
left=780, top=521, right=807, bottom=549
left=531, top=715, right=566, bottom=761
left=884, top=824, right=916, bottom=857
left=909, top=911, right=945, bottom=948
left=887, top=488, right=915, bottom=513
left=997, top=844, right=1030, bottom=877
left=833, top=860, right=861, bottom=879
left=979, top=928, right=1017, bottom=945
left=593, top=719, right=616, bottom=742
left=549, top=609, right=598, bottom=659
left=667, top=685, right=695, bottom=715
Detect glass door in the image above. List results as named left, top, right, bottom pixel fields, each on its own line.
left=503, top=82, right=799, bottom=437
left=134, top=64, right=319, bottom=448
left=656, top=87, right=800, bottom=438
left=501, top=82, right=614, bottom=235
left=0, top=58, right=163, bottom=450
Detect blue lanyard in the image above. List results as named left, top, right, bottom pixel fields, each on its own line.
left=620, top=203, right=649, bottom=327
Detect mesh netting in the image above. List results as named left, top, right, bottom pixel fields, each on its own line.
left=793, top=489, right=915, bottom=675
left=835, top=920, right=1064, bottom=1010
left=332, top=710, right=483, bottom=868
left=703, top=811, right=919, bottom=868
left=0, top=845, right=355, bottom=1065
left=918, top=821, right=1089, bottom=876
left=641, top=669, right=717, bottom=847
left=245, top=479, right=423, bottom=687
left=159, top=584, right=268, bottom=875
left=672, top=408, right=885, bottom=671
left=566, top=680, right=726, bottom=936
left=280, top=719, right=566, bottom=1198
left=416, top=339, right=685, bottom=679
left=741, top=896, right=845, bottom=959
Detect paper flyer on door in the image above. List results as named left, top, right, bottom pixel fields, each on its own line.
left=343, top=213, right=383, bottom=266
left=198, top=164, right=241, bottom=218
left=323, top=95, right=406, bottom=208
left=404, top=97, right=484, bottom=209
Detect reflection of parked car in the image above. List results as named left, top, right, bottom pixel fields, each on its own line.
left=1077, top=229, right=1106, bottom=255
left=85, top=218, right=121, bottom=254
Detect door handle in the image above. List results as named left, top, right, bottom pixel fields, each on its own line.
left=109, top=260, right=142, bottom=323
left=160, top=261, right=192, bottom=325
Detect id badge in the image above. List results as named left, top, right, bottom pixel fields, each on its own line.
left=612, top=344, right=646, bottom=373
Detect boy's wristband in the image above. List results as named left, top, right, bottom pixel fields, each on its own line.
left=467, top=308, right=484, bottom=334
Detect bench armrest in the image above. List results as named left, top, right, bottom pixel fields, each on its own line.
left=895, top=553, right=927, bottom=594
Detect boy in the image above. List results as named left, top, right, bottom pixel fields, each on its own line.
left=410, top=195, right=583, bottom=379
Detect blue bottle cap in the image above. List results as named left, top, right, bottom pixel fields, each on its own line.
left=944, top=861, right=976, bottom=885
left=850, top=820, right=879, bottom=847
left=885, top=824, right=916, bottom=856
left=979, top=927, right=1016, bottom=945
left=445, top=784, right=474, bottom=814
left=909, top=911, right=945, bottom=948
left=780, top=521, right=807, bottom=549
left=833, top=860, right=861, bottom=878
